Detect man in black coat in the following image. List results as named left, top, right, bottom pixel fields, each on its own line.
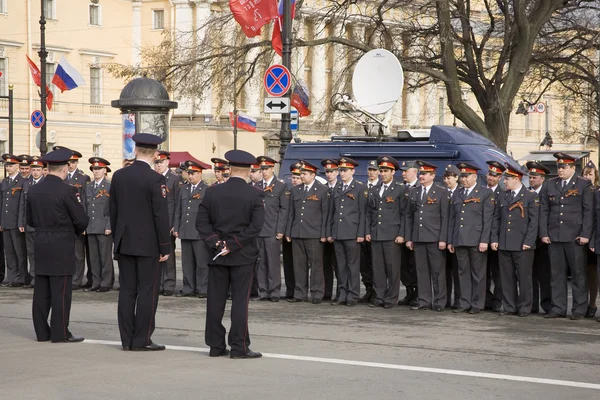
left=109, top=133, right=171, bottom=351
left=196, top=150, right=265, bottom=359
left=27, top=148, right=88, bottom=343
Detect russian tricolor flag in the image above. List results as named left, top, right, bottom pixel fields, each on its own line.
left=52, top=56, right=86, bottom=93
left=229, top=112, right=257, bottom=132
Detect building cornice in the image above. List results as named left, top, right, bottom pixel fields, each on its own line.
left=78, top=48, right=118, bottom=58
left=32, top=43, right=73, bottom=53
left=0, top=39, right=25, bottom=48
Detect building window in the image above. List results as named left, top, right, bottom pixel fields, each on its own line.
left=438, top=97, right=445, bottom=125
left=0, top=58, right=7, bottom=96
left=89, top=4, right=102, bottom=26
left=44, top=0, right=55, bottom=19
left=153, top=10, right=164, bottom=30
left=90, top=67, right=101, bottom=104
left=0, top=0, right=7, bottom=14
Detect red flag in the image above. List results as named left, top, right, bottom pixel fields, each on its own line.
left=46, top=86, right=53, bottom=111
left=229, top=0, right=279, bottom=38
left=272, top=1, right=296, bottom=56
left=26, top=55, right=42, bottom=86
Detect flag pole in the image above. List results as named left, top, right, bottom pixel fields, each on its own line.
left=38, top=1, right=48, bottom=155
left=233, top=58, right=238, bottom=150
left=278, top=0, right=293, bottom=161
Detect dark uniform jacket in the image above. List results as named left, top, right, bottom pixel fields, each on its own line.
left=109, top=160, right=171, bottom=257
left=174, top=181, right=208, bottom=240
left=259, top=177, right=289, bottom=237
left=66, top=169, right=90, bottom=197
left=286, top=181, right=330, bottom=239
left=491, top=185, right=539, bottom=251
left=163, top=169, right=180, bottom=228
left=366, top=180, right=406, bottom=241
left=539, top=176, right=593, bottom=242
left=26, top=175, right=88, bottom=276
left=84, top=178, right=111, bottom=234
left=448, top=184, right=494, bottom=247
left=405, top=183, right=450, bottom=243
left=328, top=179, right=367, bottom=240
left=1, top=174, right=28, bottom=230
left=196, top=177, right=265, bottom=266
left=18, top=176, right=45, bottom=232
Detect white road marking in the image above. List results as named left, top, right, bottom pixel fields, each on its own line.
left=84, top=339, right=600, bottom=390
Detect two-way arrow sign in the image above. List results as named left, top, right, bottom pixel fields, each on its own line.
left=264, top=97, right=290, bottom=114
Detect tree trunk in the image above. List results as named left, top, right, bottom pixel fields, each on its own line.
left=483, top=111, right=510, bottom=152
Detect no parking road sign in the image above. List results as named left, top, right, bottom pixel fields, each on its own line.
left=30, top=110, right=45, bottom=129
left=264, top=64, right=291, bottom=97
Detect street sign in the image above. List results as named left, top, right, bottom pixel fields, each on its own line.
left=264, top=64, right=291, bottom=97
left=535, top=102, right=546, bottom=113
left=264, top=97, right=290, bottom=114
left=290, top=107, right=299, bottom=131
left=31, top=110, right=45, bottom=128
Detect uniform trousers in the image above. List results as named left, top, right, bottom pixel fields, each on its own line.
left=371, top=241, right=401, bottom=306
left=334, top=240, right=361, bottom=303
left=282, top=239, right=295, bottom=298
left=455, top=246, right=487, bottom=310
left=32, top=275, right=73, bottom=342
left=400, top=245, right=418, bottom=287
left=25, top=231, right=36, bottom=284
left=3, top=229, right=27, bottom=284
left=532, top=241, right=552, bottom=313
left=0, top=233, right=4, bottom=283
left=415, top=242, right=447, bottom=308
left=498, top=250, right=534, bottom=313
left=291, top=238, right=324, bottom=301
left=72, top=235, right=87, bottom=286
left=445, top=250, right=461, bottom=307
left=205, top=263, right=253, bottom=356
left=548, top=241, right=588, bottom=316
left=181, top=239, right=209, bottom=295
left=323, top=241, right=338, bottom=299
left=257, top=236, right=282, bottom=299
left=485, top=250, right=503, bottom=309
left=117, top=255, right=162, bottom=348
left=360, top=242, right=374, bottom=291
left=88, top=234, right=114, bottom=288
left=160, top=236, right=177, bottom=293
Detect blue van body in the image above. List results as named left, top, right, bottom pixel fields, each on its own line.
left=279, top=125, right=514, bottom=184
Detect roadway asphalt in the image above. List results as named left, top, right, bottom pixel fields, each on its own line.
left=1, top=260, right=599, bottom=400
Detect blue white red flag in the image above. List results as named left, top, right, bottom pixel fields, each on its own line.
left=272, top=0, right=296, bottom=56
left=291, top=79, right=311, bottom=117
left=229, top=112, right=257, bottom=132
left=52, top=56, right=86, bottom=93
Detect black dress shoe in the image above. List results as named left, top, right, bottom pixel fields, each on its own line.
left=72, top=285, right=82, bottom=291
left=584, top=306, right=597, bottom=318
left=518, top=312, right=530, bottom=317
left=8, top=282, right=24, bottom=287
left=97, top=287, right=110, bottom=293
left=311, top=299, right=322, bottom=304
left=570, top=313, right=584, bottom=320
left=491, top=305, right=502, bottom=313
left=83, top=286, right=100, bottom=292
left=82, top=282, right=93, bottom=289
left=287, top=298, right=302, bottom=303
left=53, top=334, right=84, bottom=343
left=468, top=308, right=481, bottom=314
left=162, top=291, right=173, bottom=296
left=252, top=297, right=269, bottom=301
left=284, top=294, right=294, bottom=300
left=346, top=301, right=357, bottom=307
left=544, top=312, right=566, bottom=319
left=453, top=307, right=467, bottom=313
left=383, top=303, right=395, bottom=309
left=230, top=350, right=262, bottom=359
left=369, top=302, right=383, bottom=308
left=322, top=295, right=332, bottom=301
left=122, top=346, right=131, bottom=351
left=177, top=292, right=195, bottom=297
left=196, top=293, right=207, bottom=298
left=331, top=300, right=346, bottom=305
left=358, top=290, right=373, bottom=303
left=131, top=342, right=166, bottom=351
left=209, top=348, right=230, bottom=357
left=433, top=305, right=443, bottom=312
left=270, top=297, right=280, bottom=302
left=411, top=304, right=429, bottom=311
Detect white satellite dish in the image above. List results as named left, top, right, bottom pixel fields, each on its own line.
left=352, top=49, right=404, bottom=115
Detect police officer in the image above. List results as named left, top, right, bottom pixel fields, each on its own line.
left=248, top=163, right=262, bottom=297
left=359, top=160, right=380, bottom=303
left=484, top=161, right=505, bottom=312
left=1, top=154, right=28, bottom=287
left=526, top=161, right=552, bottom=314
left=84, top=157, right=113, bottom=292
left=154, top=150, right=180, bottom=296
left=249, top=163, right=263, bottom=187
left=196, top=149, right=265, bottom=359
left=174, top=160, right=209, bottom=297
left=18, top=156, right=45, bottom=288
left=27, top=147, right=88, bottom=343
left=365, top=156, right=405, bottom=308
left=406, top=161, right=450, bottom=312
left=282, top=162, right=302, bottom=299
left=539, top=152, right=593, bottom=320
left=321, top=159, right=340, bottom=301
left=328, top=158, right=366, bottom=306
left=18, top=155, right=32, bottom=179
left=211, top=158, right=229, bottom=185
left=286, top=161, right=329, bottom=304
left=109, top=133, right=171, bottom=351
left=398, top=160, right=420, bottom=306
left=448, top=163, right=494, bottom=314
left=490, top=162, right=539, bottom=317
left=443, top=164, right=462, bottom=308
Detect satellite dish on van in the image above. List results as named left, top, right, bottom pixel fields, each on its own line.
left=352, top=49, right=403, bottom=114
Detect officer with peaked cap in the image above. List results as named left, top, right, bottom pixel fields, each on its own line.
left=398, top=160, right=420, bottom=306
left=540, top=152, right=593, bottom=319
left=110, top=133, right=171, bottom=351
left=18, top=155, right=32, bottom=179
left=84, top=157, right=113, bottom=292
left=360, top=160, right=381, bottom=303
left=321, top=158, right=340, bottom=301
left=196, top=149, right=265, bottom=359
left=405, top=161, right=450, bottom=311
left=490, top=162, right=539, bottom=316
left=211, top=157, right=229, bottom=185
left=443, top=164, right=462, bottom=308
left=525, top=161, right=552, bottom=314
left=1, top=154, right=28, bottom=287
left=448, top=162, right=494, bottom=313
left=249, top=163, right=263, bottom=187
left=282, top=162, right=302, bottom=299
left=28, top=147, right=88, bottom=342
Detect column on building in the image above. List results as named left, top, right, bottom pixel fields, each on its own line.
left=131, top=1, right=142, bottom=66
left=171, top=0, right=195, bottom=115
left=311, top=19, right=327, bottom=118
left=194, top=0, right=213, bottom=117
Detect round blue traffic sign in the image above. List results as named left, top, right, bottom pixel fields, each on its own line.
left=31, top=110, right=45, bottom=129
left=264, top=64, right=291, bottom=97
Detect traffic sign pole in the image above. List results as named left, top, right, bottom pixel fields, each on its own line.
left=278, top=0, right=293, bottom=161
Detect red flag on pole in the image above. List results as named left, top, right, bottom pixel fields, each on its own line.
left=26, top=54, right=53, bottom=110
left=271, top=0, right=296, bottom=56
left=229, top=0, right=279, bottom=38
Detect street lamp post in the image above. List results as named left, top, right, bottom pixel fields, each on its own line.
left=278, top=0, right=293, bottom=161
left=38, top=1, right=48, bottom=155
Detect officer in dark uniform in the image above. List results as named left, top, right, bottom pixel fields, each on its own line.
left=84, top=157, right=113, bottom=292
left=448, top=163, right=494, bottom=314
left=360, top=160, right=380, bottom=303
left=328, top=158, right=366, bottom=306
left=525, top=161, right=552, bottom=314
left=490, top=162, right=539, bottom=316
left=27, top=147, right=88, bottom=342
left=286, top=160, right=329, bottom=304
left=211, top=158, right=229, bottom=185
left=366, top=156, right=405, bottom=308
left=1, top=154, right=28, bottom=287
left=540, top=152, right=593, bottom=320
left=18, top=155, right=32, bottom=180
left=154, top=150, right=180, bottom=296
left=248, top=163, right=262, bottom=298
left=18, top=156, right=46, bottom=288
left=484, top=161, right=505, bottom=312
left=109, top=133, right=171, bottom=351
left=405, top=161, right=450, bottom=311
left=321, top=159, right=340, bottom=301
left=282, top=162, right=302, bottom=299
left=197, top=149, right=265, bottom=359
left=398, top=160, right=420, bottom=306
left=174, top=160, right=209, bottom=297
left=443, top=164, right=461, bottom=308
